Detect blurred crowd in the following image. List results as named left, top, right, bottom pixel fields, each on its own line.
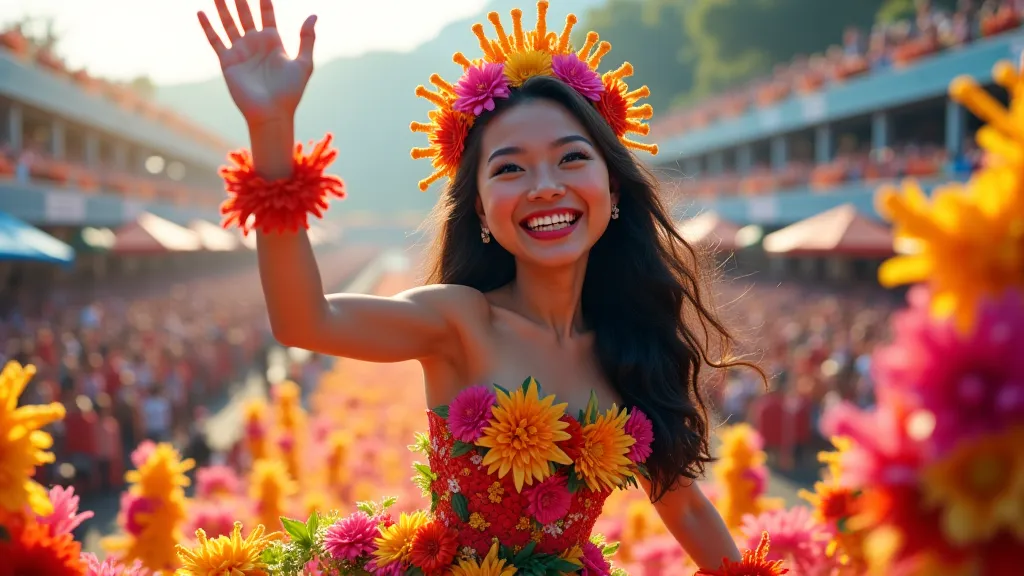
left=710, top=280, right=901, bottom=470
left=0, top=247, right=374, bottom=499
left=658, top=0, right=1002, bottom=197
left=658, top=0, right=1019, bottom=137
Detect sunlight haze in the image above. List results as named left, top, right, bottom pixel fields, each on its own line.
left=0, top=0, right=488, bottom=85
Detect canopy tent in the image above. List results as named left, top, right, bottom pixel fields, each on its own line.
left=762, top=204, right=894, bottom=257
left=189, top=219, right=240, bottom=251
left=678, top=212, right=743, bottom=251
left=0, top=211, right=75, bottom=266
left=112, top=212, right=202, bottom=254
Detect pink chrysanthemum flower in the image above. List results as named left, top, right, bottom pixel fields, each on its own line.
left=624, top=409, right=654, bottom=462
left=447, top=385, right=497, bottom=443
left=130, top=440, right=156, bottom=468
left=120, top=492, right=158, bottom=536
left=740, top=506, right=834, bottom=576
left=581, top=540, right=612, bottom=576
left=195, top=465, right=241, bottom=499
left=872, top=287, right=1024, bottom=454
left=454, top=62, right=511, bottom=115
left=524, top=474, right=572, bottom=525
left=37, top=485, right=93, bottom=536
left=82, top=553, right=147, bottom=576
left=820, top=400, right=926, bottom=488
left=743, top=465, right=769, bottom=498
left=324, top=511, right=379, bottom=562
left=187, top=501, right=236, bottom=539
left=552, top=53, right=604, bottom=101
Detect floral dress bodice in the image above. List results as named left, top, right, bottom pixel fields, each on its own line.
left=427, top=411, right=612, bottom=556
left=416, top=378, right=655, bottom=562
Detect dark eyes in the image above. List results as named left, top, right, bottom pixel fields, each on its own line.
left=492, top=149, right=592, bottom=176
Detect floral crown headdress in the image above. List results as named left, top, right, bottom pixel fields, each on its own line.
left=409, top=1, right=659, bottom=192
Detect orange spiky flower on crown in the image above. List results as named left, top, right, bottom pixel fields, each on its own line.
left=410, top=1, right=658, bottom=192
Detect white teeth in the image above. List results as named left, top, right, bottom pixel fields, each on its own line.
left=525, top=212, right=578, bottom=231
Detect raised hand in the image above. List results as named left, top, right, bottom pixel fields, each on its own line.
left=198, top=0, right=316, bottom=126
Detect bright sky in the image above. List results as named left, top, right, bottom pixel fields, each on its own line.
left=0, top=0, right=487, bottom=84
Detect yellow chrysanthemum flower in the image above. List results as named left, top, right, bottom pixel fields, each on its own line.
left=249, top=459, right=297, bottom=529
left=0, top=361, right=65, bottom=516
left=921, top=427, right=1024, bottom=545
left=876, top=177, right=1024, bottom=332
left=175, top=521, right=278, bottom=576
left=373, top=510, right=429, bottom=567
left=576, top=405, right=635, bottom=492
left=503, top=49, right=553, bottom=87
left=477, top=379, right=572, bottom=492
left=450, top=541, right=518, bottom=576
left=104, top=442, right=196, bottom=571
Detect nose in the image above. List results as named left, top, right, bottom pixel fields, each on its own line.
left=526, top=177, right=566, bottom=202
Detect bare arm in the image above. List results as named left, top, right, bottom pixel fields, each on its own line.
left=641, top=477, right=741, bottom=570
left=199, top=0, right=478, bottom=362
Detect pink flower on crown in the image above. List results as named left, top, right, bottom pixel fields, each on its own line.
left=624, top=409, right=654, bottom=463
left=552, top=53, right=604, bottom=101
left=447, top=385, right=497, bottom=443
left=454, top=62, right=511, bottom=116
left=37, top=485, right=93, bottom=536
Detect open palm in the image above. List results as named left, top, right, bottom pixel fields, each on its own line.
left=198, top=0, right=317, bottom=125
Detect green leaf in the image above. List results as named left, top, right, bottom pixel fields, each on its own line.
left=514, top=540, right=537, bottom=563
left=405, top=567, right=425, bottom=576
left=413, top=462, right=435, bottom=478
left=836, top=516, right=849, bottom=533
left=493, top=383, right=511, bottom=396
left=381, top=496, right=398, bottom=510
left=408, top=432, right=431, bottom=456
left=583, top=389, right=599, bottom=425
left=636, top=462, right=651, bottom=480
left=602, top=541, right=620, bottom=556
left=567, top=466, right=584, bottom=494
left=546, top=558, right=585, bottom=572
left=430, top=491, right=440, bottom=513
left=305, top=511, right=319, bottom=540
left=432, top=405, right=450, bottom=419
left=280, top=516, right=310, bottom=546
left=451, top=492, right=470, bottom=522
left=355, top=501, right=376, bottom=516
left=451, top=440, right=475, bottom=457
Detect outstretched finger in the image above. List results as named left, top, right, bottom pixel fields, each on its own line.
left=214, top=0, right=241, bottom=42
left=198, top=12, right=228, bottom=58
left=235, top=0, right=257, bottom=32
left=297, top=15, right=317, bottom=63
left=259, top=0, right=276, bottom=29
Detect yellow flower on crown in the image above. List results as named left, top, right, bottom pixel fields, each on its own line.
left=410, top=1, right=658, bottom=191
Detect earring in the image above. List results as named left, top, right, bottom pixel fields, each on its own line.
left=481, top=226, right=492, bottom=243
left=611, top=204, right=620, bottom=220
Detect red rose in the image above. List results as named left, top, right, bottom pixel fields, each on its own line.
left=558, top=415, right=585, bottom=461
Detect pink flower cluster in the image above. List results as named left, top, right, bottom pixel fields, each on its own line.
left=323, top=511, right=379, bottom=562
left=452, top=54, right=604, bottom=117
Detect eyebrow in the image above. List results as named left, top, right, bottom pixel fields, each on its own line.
left=486, top=135, right=593, bottom=163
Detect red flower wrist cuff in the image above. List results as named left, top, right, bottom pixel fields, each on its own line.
left=218, top=133, right=346, bottom=235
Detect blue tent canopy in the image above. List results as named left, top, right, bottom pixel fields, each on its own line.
left=0, top=211, right=75, bottom=266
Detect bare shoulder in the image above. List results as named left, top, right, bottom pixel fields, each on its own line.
left=400, top=283, right=491, bottom=325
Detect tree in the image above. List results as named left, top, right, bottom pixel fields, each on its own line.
left=685, top=0, right=887, bottom=97
left=577, top=0, right=697, bottom=114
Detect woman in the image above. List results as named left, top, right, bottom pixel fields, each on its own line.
left=198, top=0, right=762, bottom=572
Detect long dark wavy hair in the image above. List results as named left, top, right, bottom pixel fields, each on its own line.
left=422, top=76, right=760, bottom=501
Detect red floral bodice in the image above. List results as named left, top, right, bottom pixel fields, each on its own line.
left=426, top=411, right=611, bottom=556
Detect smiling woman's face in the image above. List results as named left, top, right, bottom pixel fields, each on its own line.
left=475, top=99, right=615, bottom=268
